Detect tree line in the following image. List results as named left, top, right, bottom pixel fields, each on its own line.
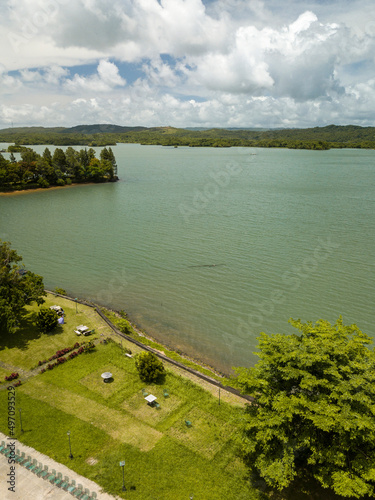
left=0, top=146, right=118, bottom=191
left=0, top=124, right=374, bottom=149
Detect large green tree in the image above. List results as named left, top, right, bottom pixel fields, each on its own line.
left=233, top=318, right=375, bottom=498
left=0, top=240, right=46, bottom=334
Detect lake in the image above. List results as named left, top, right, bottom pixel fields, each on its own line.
left=1, top=144, right=374, bottom=373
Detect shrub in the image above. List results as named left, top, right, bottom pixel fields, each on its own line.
left=54, top=287, right=67, bottom=295
left=36, top=307, right=58, bottom=333
left=13, top=380, right=21, bottom=387
left=56, top=178, right=65, bottom=186
left=5, top=372, right=19, bottom=381
left=135, top=351, right=166, bottom=383
left=83, top=341, right=95, bottom=352
left=117, top=318, right=133, bottom=335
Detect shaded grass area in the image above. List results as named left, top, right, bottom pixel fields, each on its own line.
left=0, top=294, right=113, bottom=370
left=0, top=341, right=255, bottom=499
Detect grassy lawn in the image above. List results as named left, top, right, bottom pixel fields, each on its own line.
left=0, top=300, right=256, bottom=499
left=0, top=294, right=114, bottom=371
left=0, top=342, right=255, bottom=499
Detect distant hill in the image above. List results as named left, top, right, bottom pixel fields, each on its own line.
left=61, top=124, right=148, bottom=134
left=0, top=124, right=374, bottom=149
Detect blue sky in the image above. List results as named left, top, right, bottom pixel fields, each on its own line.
left=1, top=0, right=375, bottom=129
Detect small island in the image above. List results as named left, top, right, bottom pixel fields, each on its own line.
left=0, top=146, right=118, bottom=192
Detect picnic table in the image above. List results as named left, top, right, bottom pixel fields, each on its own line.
left=145, top=394, right=157, bottom=406
left=50, top=305, right=64, bottom=316
left=74, top=325, right=91, bottom=336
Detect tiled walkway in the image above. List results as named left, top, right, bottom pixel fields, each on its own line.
left=0, top=432, right=120, bottom=500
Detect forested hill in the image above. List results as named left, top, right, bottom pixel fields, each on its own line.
left=0, top=124, right=374, bottom=149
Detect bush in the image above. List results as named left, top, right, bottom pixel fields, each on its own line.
left=5, top=372, right=19, bottom=381
left=54, top=287, right=67, bottom=295
left=56, top=178, right=65, bottom=186
left=135, top=351, right=166, bottom=383
left=36, top=307, right=58, bottom=333
left=117, top=318, right=133, bottom=335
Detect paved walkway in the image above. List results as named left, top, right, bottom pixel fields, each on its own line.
left=0, top=432, right=120, bottom=500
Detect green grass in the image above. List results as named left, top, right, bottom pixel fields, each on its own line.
left=0, top=339, right=255, bottom=499
left=0, top=367, right=11, bottom=381
left=0, top=294, right=114, bottom=370
left=0, top=297, right=258, bottom=499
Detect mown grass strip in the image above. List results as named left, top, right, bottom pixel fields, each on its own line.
left=20, top=379, right=163, bottom=451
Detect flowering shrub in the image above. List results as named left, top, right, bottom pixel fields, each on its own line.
left=5, top=372, right=19, bottom=381
left=37, top=341, right=84, bottom=367
left=39, top=340, right=95, bottom=373
left=13, top=380, right=22, bottom=387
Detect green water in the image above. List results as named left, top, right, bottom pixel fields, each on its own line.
left=1, top=144, right=374, bottom=372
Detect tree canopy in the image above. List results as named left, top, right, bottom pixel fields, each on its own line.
left=0, top=240, right=46, bottom=334
left=233, top=317, right=375, bottom=499
left=0, top=146, right=117, bottom=191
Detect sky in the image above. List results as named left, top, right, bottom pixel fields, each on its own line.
left=1, top=0, right=375, bottom=129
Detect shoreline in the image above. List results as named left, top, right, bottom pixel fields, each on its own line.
left=0, top=181, right=111, bottom=196
left=46, top=289, right=234, bottom=380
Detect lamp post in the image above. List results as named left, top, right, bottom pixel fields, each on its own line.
left=120, top=461, right=126, bottom=491
left=19, top=408, right=24, bottom=433
left=67, top=431, right=73, bottom=459
left=74, top=298, right=78, bottom=313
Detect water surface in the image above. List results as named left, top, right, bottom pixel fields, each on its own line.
left=1, top=144, right=374, bottom=372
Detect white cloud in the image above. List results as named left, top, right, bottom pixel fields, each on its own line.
left=64, top=60, right=126, bottom=93
left=1, top=0, right=375, bottom=128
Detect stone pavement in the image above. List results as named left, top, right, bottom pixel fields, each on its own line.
left=0, top=432, right=120, bottom=500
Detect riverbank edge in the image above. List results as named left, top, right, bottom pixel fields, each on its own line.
left=45, top=289, right=254, bottom=404
left=0, top=179, right=118, bottom=196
